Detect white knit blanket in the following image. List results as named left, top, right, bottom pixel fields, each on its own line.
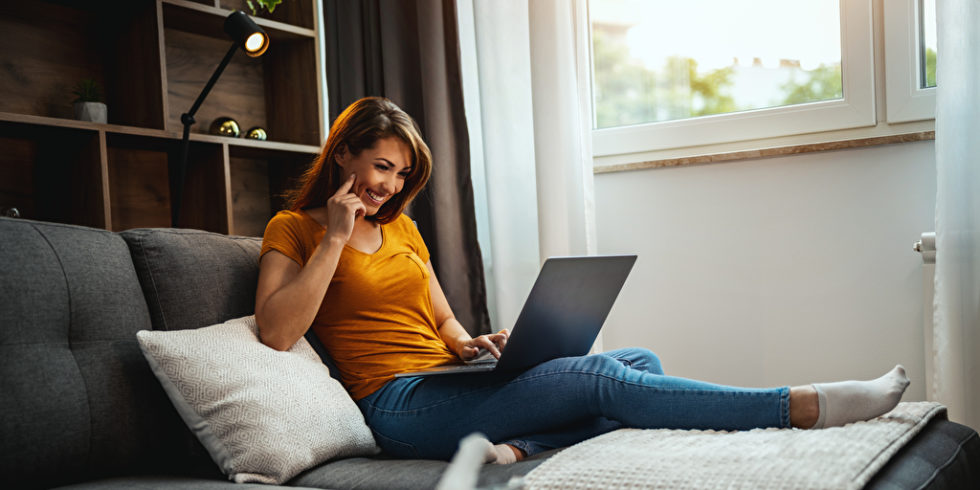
left=523, top=402, right=945, bottom=490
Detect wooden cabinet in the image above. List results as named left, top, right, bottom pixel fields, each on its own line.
left=0, top=0, right=324, bottom=236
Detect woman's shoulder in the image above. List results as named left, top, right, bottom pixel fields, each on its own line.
left=264, top=209, right=325, bottom=241
left=268, top=208, right=323, bottom=228
left=387, top=213, right=420, bottom=233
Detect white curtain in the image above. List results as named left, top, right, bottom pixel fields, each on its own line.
left=527, top=0, right=597, bottom=260
left=458, top=0, right=597, bottom=334
left=933, top=0, right=980, bottom=430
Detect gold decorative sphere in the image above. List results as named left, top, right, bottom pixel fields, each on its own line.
left=245, top=127, right=268, bottom=140
left=209, top=117, right=241, bottom=137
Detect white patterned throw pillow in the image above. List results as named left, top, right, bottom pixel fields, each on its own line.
left=136, top=315, right=378, bottom=484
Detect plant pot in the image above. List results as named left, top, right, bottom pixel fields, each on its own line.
left=73, top=102, right=107, bottom=124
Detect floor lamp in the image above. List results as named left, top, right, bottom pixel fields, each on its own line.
left=172, top=10, right=269, bottom=227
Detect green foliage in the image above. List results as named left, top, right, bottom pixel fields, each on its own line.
left=72, top=79, right=102, bottom=104
left=780, top=64, right=842, bottom=106
left=592, top=30, right=737, bottom=128
left=592, top=29, right=852, bottom=128
left=246, top=0, right=283, bottom=15
left=924, top=47, right=937, bottom=88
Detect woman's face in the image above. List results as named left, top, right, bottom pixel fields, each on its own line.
left=335, top=136, right=413, bottom=216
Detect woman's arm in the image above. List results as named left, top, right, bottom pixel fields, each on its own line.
left=427, top=261, right=508, bottom=360
left=255, top=174, right=365, bottom=351
left=255, top=239, right=346, bottom=351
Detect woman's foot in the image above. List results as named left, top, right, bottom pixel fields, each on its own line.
left=791, top=365, right=910, bottom=429
left=483, top=443, right=525, bottom=464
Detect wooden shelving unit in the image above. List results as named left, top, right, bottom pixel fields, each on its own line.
left=0, top=0, right=325, bottom=236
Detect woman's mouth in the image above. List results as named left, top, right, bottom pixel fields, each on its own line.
left=364, top=189, right=386, bottom=205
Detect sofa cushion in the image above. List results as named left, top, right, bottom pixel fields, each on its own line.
left=137, top=315, right=379, bottom=485
left=289, top=450, right=556, bottom=490
left=120, top=228, right=262, bottom=332
left=119, top=227, right=343, bottom=378
left=50, top=475, right=319, bottom=489
left=0, top=218, right=199, bottom=488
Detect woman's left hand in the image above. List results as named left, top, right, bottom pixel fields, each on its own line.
left=456, top=329, right=509, bottom=361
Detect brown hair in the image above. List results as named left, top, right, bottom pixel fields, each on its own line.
left=286, top=97, right=432, bottom=224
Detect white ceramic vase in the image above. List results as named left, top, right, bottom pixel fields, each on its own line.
left=73, top=102, right=107, bottom=124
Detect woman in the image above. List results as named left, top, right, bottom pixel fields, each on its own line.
left=256, top=97, right=909, bottom=463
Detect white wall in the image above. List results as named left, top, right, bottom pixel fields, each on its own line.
left=595, top=140, right=935, bottom=401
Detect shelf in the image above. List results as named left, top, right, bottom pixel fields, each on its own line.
left=162, top=0, right=316, bottom=40
left=0, top=112, right=320, bottom=154
left=0, top=0, right=323, bottom=234
left=0, top=120, right=107, bottom=228
left=0, top=1, right=165, bottom=128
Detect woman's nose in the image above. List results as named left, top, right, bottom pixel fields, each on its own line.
left=382, top=174, right=399, bottom=193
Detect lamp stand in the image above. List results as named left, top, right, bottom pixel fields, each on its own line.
left=172, top=42, right=240, bottom=227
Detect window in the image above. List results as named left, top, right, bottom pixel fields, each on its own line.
left=589, top=0, right=877, bottom=157
left=919, top=0, right=937, bottom=89
left=884, top=0, right=937, bottom=123
left=591, top=0, right=844, bottom=129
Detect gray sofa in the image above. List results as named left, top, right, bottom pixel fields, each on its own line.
left=3, top=216, right=978, bottom=489
left=0, top=217, right=548, bottom=489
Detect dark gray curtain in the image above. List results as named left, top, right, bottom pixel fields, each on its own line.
left=323, top=0, right=491, bottom=336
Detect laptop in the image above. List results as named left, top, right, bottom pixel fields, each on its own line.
left=395, top=254, right=637, bottom=377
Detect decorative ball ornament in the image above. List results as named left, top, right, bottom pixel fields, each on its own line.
left=209, top=117, right=241, bottom=137
left=245, top=126, right=268, bottom=140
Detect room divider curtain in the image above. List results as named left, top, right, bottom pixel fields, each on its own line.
left=322, top=0, right=491, bottom=336
left=933, top=0, right=980, bottom=430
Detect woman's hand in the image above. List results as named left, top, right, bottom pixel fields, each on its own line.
left=324, top=173, right=366, bottom=243
left=455, top=329, right=509, bottom=361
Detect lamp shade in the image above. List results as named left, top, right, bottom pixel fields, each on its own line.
left=224, top=10, right=269, bottom=57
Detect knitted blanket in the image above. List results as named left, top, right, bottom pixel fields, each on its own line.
left=523, top=402, right=945, bottom=490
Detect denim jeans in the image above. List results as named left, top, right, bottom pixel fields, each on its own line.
left=356, top=348, right=791, bottom=460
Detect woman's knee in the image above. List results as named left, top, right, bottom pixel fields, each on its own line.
left=606, top=347, right=663, bottom=375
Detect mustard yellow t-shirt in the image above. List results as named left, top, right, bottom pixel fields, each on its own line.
left=259, top=210, right=459, bottom=400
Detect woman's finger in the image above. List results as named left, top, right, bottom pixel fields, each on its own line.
left=493, top=333, right=508, bottom=350
left=335, top=173, right=356, bottom=196
left=477, top=336, right=502, bottom=359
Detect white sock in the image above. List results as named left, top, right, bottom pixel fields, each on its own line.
left=811, top=365, right=910, bottom=429
left=480, top=440, right=518, bottom=464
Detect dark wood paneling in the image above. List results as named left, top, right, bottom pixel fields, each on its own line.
left=105, top=0, right=167, bottom=129
left=0, top=0, right=320, bottom=233
left=0, top=123, right=104, bottom=227
left=265, top=38, right=320, bottom=145
left=171, top=141, right=229, bottom=233
left=266, top=155, right=308, bottom=216
left=0, top=2, right=105, bottom=119
left=0, top=137, right=38, bottom=220
left=164, top=28, right=268, bottom=140
left=219, top=0, right=314, bottom=29
left=230, top=156, right=271, bottom=237
left=108, top=146, right=172, bottom=230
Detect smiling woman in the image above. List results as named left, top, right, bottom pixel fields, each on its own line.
left=284, top=97, right=432, bottom=226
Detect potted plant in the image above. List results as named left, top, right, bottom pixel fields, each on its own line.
left=246, top=0, right=283, bottom=15
left=72, top=79, right=107, bottom=124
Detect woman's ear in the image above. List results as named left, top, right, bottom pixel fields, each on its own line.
left=334, top=144, right=348, bottom=167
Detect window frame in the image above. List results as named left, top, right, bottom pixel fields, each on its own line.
left=590, top=0, right=876, bottom=158
left=884, top=0, right=936, bottom=123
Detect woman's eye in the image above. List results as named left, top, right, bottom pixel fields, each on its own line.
left=375, top=164, right=389, bottom=171
left=398, top=173, right=409, bottom=179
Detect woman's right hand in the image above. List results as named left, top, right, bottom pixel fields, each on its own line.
left=325, top=174, right=366, bottom=243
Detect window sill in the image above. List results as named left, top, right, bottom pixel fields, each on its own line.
left=593, top=120, right=935, bottom=174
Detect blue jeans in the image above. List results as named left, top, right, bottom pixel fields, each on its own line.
left=356, top=348, right=791, bottom=459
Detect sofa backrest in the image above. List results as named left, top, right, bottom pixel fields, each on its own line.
left=0, top=218, right=206, bottom=488
left=119, top=227, right=341, bottom=379
left=119, top=228, right=262, bottom=332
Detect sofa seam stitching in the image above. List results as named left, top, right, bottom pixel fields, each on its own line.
left=137, top=232, right=169, bottom=331
left=914, top=429, right=978, bottom=490
left=32, top=223, right=95, bottom=472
